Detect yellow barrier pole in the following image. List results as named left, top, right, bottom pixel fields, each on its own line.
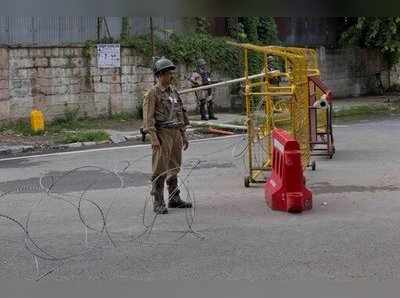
left=244, top=48, right=253, bottom=182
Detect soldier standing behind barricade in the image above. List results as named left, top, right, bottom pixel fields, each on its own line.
left=142, top=57, right=192, bottom=214
left=267, top=55, right=280, bottom=85
left=189, top=58, right=218, bottom=121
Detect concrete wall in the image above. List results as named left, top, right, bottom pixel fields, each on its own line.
left=0, top=46, right=231, bottom=122
left=275, top=17, right=341, bottom=48
left=318, top=47, right=393, bottom=98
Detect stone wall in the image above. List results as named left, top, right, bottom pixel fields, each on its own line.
left=318, top=47, right=394, bottom=98
left=0, top=46, right=231, bottom=122
left=0, top=49, right=9, bottom=120
left=1, top=45, right=399, bottom=122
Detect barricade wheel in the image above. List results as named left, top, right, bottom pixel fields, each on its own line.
left=244, top=176, right=251, bottom=188
left=328, top=147, right=335, bottom=159
left=311, top=160, right=316, bottom=171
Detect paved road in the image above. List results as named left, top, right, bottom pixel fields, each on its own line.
left=1, top=118, right=400, bottom=280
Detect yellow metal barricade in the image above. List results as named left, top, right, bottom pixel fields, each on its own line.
left=230, top=43, right=313, bottom=187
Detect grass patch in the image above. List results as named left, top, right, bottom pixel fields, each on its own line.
left=0, top=120, right=45, bottom=136
left=58, top=131, right=110, bottom=144
left=49, top=113, right=139, bottom=133
left=47, top=118, right=97, bottom=134
left=0, top=112, right=141, bottom=146
left=333, top=103, right=400, bottom=122
left=109, top=112, right=136, bottom=121
left=334, top=105, right=389, bottom=118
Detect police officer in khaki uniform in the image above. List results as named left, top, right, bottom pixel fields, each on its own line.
left=143, top=57, right=192, bottom=214
left=189, top=58, right=218, bottom=121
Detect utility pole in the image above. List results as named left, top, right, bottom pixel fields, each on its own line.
left=150, top=17, right=155, bottom=59
left=150, top=17, right=157, bottom=85
left=97, top=17, right=102, bottom=42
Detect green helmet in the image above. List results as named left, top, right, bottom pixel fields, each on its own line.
left=153, top=57, right=176, bottom=75
left=197, top=58, right=207, bottom=67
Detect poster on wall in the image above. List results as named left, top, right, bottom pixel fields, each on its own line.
left=97, top=44, right=121, bottom=68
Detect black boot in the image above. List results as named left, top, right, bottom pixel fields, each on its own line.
left=151, top=176, right=168, bottom=214
left=199, top=100, right=208, bottom=121
left=166, top=176, right=192, bottom=208
left=207, top=101, right=218, bottom=120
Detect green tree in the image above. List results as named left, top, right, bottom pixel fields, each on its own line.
left=240, top=17, right=260, bottom=43
left=194, top=17, right=210, bottom=34
left=227, top=17, right=247, bottom=42
left=341, top=17, right=400, bottom=66
left=257, top=17, right=279, bottom=44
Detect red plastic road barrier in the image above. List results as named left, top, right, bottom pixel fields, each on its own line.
left=264, top=129, right=313, bottom=213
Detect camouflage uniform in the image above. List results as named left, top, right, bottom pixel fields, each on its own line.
left=143, top=82, right=192, bottom=214
left=189, top=59, right=218, bottom=120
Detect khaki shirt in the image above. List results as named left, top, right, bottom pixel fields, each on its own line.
left=190, top=71, right=212, bottom=101
left=143, top=83, right=189, bottom=137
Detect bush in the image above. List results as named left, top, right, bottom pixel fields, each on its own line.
left=117, top=33, right=242, bottom=78
left=257, top=17, right=280, bottom=44
left=240, top=17, right=260, bottom=43
left=164, top=33, right=242, bottom=77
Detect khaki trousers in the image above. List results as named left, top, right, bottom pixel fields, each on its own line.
left=152, top=128, right=183, bottom=180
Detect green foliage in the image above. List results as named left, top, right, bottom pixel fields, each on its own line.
left=120, top=33, right=242, bottom=77
left=194, top=17, right=210, bottom=34
left=230, top=17, right=280, bottom=74
left=82, top=40, right=96, bottom=62
left=227, top=17, right=239, bottom=39
left=240, top=17, right=260, bottom=43
left=0, top=120, right=33, bottom=136
left=109, top=111, right=136, bottom=121
left=49, top=105, right=97, bottom=133
left=248, top=53, right=264, bottom=75
left=229, top=17, right=279, bottom=45
left=51, top=106, right=80, bottom=128
left=333, top=103, right=400, bottom=121
left=82, top=40, right=96, bottom=88
left=340, top=17, right=400, bottom=66
left=164, top=33, right=242, bottom=77
left=83, top=17, right=280, bottom=79
left=226, top=17, right=246, bottom=42
left=61, top=131, right=109, bottom=143
left=257, top=17, right=279, bottom=44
